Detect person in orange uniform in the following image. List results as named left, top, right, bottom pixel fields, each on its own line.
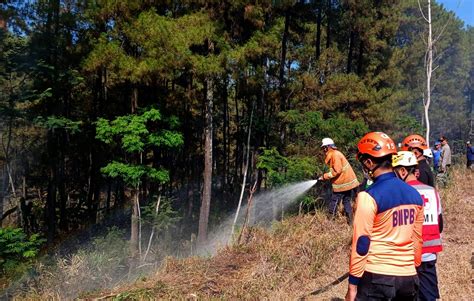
left=401, top=134, right=434, bottom=187
left=345, top=132, right=424, bottom=301
left=392, top=151, right=443, bottom=301
left=318, top=138, right=359, bottom=224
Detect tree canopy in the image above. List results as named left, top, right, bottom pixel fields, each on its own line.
left=0, top=0, right=471, bottom=274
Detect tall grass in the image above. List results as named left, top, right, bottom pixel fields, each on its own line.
left=10, top=167, right=474, bottom=300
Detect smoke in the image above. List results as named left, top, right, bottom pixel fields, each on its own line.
left=198, top=180, right=318, bottom=255
left=2, top=180, right=317, bottom=299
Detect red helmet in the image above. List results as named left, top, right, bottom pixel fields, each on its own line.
left=401, top=134, right=428, bottom=151
left=357, top=132, right=397, bottom=159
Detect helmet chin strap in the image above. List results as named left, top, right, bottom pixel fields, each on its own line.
left=394, top=168, right=409, bottom=182
left=412, top=148, right=423, bottom=160
left=363, top=162, right=381, bottom=180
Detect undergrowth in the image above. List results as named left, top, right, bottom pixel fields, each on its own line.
left=8, top=167, right=473, bottom=300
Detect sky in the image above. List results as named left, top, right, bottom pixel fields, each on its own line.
left=437, top=0, right=474, bottom=26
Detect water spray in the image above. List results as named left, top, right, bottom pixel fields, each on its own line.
left=199, top=179, right=319, bottom=255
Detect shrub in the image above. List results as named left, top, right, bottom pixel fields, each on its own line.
left=0, top=227, right=45, bottom=275
left=257, top=147, right=319, bottom=187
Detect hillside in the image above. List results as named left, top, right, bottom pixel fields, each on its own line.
left=68, top=167, right=472, bottom=301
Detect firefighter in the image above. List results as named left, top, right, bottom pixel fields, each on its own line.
left=317, top=138, right=359, bottom=225
left=345, top=132, right=423, bottom=301
left=392, top=151, right=443, bottom=301
left=401, top=134, right=434, bottom=187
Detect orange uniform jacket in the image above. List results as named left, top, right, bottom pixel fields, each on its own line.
left=323, top=148, right=359, bottom=192
left=349, top=172, right=424, bottom=285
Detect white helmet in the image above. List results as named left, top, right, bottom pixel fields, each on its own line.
left=321, top=137, right=335, bottom=147
left=423, top=148, right=433, bottom=158
left=392, top=151, right=418, bottom=167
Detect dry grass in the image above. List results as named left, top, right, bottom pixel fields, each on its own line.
left=78, top=212, right=352, bottom=300
left=18, top=168, right=474, bottom=300
left=436, top=166, right=474, bottom=300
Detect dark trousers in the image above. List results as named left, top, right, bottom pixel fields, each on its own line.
left=356, top=271, right=419, bottom=301
left=328, top=188, right=355, bottom=224
left=416, top=260, right=440, bottom=301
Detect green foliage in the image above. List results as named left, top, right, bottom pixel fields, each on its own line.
left=397, top=0, right=471, bottom=141
left=391, top=115, right=424, bottom=142
left=34, top=116, right=82, bottom=133
left=88, top=227, right=128, bottom=267
left=257, top=148, right=318, bottom=187
left=96, top=107, right=182, bottom=186
left=96, top=108, right=183, bottom=153
left=0, top=228, right=45, bottom=274
left=101, top=161, right=169, bottom=187
left=141, top=197, right=181, bottom=235
left=84, top=10, right=223, bottom=83
left=282, top=110, right=368, bottom=154
left=113, top=288, right=155, bottom=301
left=256, top=147, right=288, bottom=173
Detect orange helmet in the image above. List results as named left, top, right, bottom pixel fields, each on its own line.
left=401, top=134, right=428, bottom=151
left=357, top=132, right=397, bottom=159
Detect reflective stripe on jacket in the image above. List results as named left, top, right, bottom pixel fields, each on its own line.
left=349, top=173, right=424, bottom=285
left=323, top=148, right=359, bottom=192
left=407, top=180, right=443, bottom=255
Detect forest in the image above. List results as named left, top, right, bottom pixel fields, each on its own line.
left=0, top=0, right=472, bottom=296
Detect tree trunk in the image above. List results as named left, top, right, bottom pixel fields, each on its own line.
left=234, top=91, right=241, bottom=193
left=279, top=9, right=290, bottom=148
left=347, top=30, right=355, bottom=73
left=0, top=165, right=5, bottom=227
left=424, top=0, right=433, bottom=145
left=44, top=0, right=61, bottom=243
left=357, top=40, right=364, bottom=75
left=315, top=1, right=322, bottom=59
left=198, top=49, right=214, bottom=243
left=326, top=0, right=332, bottom=48
left=223, top=75, right=229, bottom=191
left=86, top=150, right=95, bottom=224
left=230, top=102, right=254, bottom=240
left=279, top=10, right=290, bottom=112
left=105, top=180, right=111, bottom=215
left=46, top=164, right=56, bottom=243
left=130, top=188, right=139, bottom=256
left=131, top=86, right=138, bottom=114
left=58, top=153, right=68, bottom=231
left=127, top=82, right=141, bottom=255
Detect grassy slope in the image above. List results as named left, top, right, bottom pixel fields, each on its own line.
left=34, top=168, right=474, bottom=300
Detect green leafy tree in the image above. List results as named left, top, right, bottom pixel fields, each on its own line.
left=0, top=227, right=45, bottom=274
left=96, top=107, right=183, bottom=257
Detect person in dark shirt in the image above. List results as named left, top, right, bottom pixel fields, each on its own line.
left=466, top=141, right=474, bottom=169
left=401, top=134, right=435, bottom=187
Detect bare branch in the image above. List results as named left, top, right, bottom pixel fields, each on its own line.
left=418, top=30, right=428, bottom=45
left=433, top=0, right=462, bottom=44
left=433, top=14, right=452, bottom=44
left=433, top=48, right=448, bottom=64
left=418, top=0, right=430, bottom=23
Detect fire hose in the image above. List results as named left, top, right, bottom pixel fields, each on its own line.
left=299, top=272, right=349, bottom=299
